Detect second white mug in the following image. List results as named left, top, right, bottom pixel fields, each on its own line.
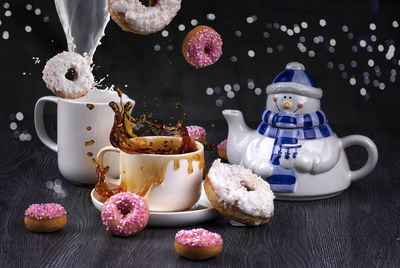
left=34, top=89, right=134, bottom=185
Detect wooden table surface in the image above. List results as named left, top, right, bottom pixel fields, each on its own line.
left=1, top=120, right=400, bottom=267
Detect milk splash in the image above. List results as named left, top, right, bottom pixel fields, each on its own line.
left=54, top=0, right=110, bottom=62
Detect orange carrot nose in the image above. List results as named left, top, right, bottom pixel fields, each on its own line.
left=283, top=101, right=292, bottom=109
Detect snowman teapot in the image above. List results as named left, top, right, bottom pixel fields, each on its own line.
left=222, top=62, right=378, bottom=200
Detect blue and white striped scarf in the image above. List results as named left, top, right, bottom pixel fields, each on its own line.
left=256, top=108, right=334, bottom=192
left=257, top=108, right=334, bottom=140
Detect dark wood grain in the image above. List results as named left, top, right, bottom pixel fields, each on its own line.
left=1, top=120, right=400, bottom=268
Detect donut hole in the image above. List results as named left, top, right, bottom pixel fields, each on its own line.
left=117, top=202, right=132, bottom=216
left=139, top=0, right=157, bottom=7
left=204, top=46, right=211, bottom=55
left=65, top=68, right=77, bottom=81
left=240, top=181, right=255, bottom=192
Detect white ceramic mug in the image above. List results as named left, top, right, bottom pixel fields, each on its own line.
left=34, top=89, right=134, bottom=185
left=96, top=136, right=205, bottom=212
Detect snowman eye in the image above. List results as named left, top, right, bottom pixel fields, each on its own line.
left=289, top=96, right=292, bottom=99
left=284, top=96, right=287, bottom=99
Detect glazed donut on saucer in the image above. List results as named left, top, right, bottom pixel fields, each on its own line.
left=204, top=159, right=274, bottom=226
left=101, top=192, right=149, bottom=237
left=42, top=51, right=94, bottom=99
left=108, top=0, right=181, bottom=34
left=187, top=125, right=207, bottom=144
left=182, top=26, right=223, bottom=68
left=24, top=203, right=67, bottom=232
left=217, top=139, right=227, bottom=160
left=175, top=228, right=223, bottom=260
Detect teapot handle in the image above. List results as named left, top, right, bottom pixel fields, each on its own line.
left=341, top=135, right=378, bottom=182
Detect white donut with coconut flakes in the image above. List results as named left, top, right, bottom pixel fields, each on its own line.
left=108, top=0, right=181, bottom=34
left=42, top=51, right=94, bottom=99
left=204, top=159, right=274, bottom=226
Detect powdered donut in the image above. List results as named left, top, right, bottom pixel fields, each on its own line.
left=101, top=192, right=149, bottom=237
left=175, top=228, right=223, bottom=260
left=182, top=26, right=223, bottom=69
left=217, top=139, right=227, bottom=160
left=187, top=125, right=207, bottom=143
left=204, top=159, right=274, bottom=226
left=24, top=203, right=67, bottom=232
left=42, top=51, right=94, bottom=99
left=108, top=0, right=181, bottom=34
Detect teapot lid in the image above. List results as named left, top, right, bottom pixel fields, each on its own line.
left=266, top=62, right=323, bottom=99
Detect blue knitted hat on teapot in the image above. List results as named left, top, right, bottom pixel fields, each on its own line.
left=266, top=62, right=323, bottom=99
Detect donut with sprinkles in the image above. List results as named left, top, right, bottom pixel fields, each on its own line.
left=24, top=203, right=67, bottom=232
left=186, top=125, right=207, bottom=143
left=182, top=26, right=223, bottom=69
left=175, top=228, right=223, bottom=260
left=217, top=139, right=227, bottom=160
left=101, top=192, right=149, bottom=237
left=108, top=0, right=181, bottom=34
left=42, top=51, right=94, bottom=99
left=205, top=159, right=275, bottom=226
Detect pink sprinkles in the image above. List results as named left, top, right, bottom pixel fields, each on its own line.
left=175, top=228, right=223, bottom=247
left=186, top=125, right=206, bottom=140
left=217, top=139, right=227, bottom=150
left=186, top=28, right=222, bottom=69
left=24, top=203, right=66, bottom=220
left=101, top=192, right=149, bottom=237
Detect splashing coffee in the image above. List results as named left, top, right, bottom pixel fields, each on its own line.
left=108, top=88, right=197, bottom=155
left=94, top=88, right=199, bottom=200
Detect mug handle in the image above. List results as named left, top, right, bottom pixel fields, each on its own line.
left=34, top=96, right=58, bottom=152
left=97, top=145, right=120, bottom=170
left=341, top=135, right=378, bottom=182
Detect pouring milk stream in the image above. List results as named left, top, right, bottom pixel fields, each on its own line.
left=54, top=0, right=110, bottom=62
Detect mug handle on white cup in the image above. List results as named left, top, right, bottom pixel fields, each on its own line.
left=34, top=96, right=58, bottom=152
left=341, top=135, right=378, bottom=182
left=97, top=145, right=120, bottom=173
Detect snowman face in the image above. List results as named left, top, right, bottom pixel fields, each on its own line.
left=266, top=93, right=320, bottom=114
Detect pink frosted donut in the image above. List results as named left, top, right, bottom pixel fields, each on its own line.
left=217, top=139, right=227, bottom=160
left=187, top=125, right=207, bottom=143
left=42, top=51, right=94, bottom=99
left=101, top=192, right=149, bottom=237
left=24, top=203, right=67, bottom=232
left=175, top=228, right=223, bottom=260
left=108, top=0, right=181, bottom=34
left=182, top=26, right=223, bottom=69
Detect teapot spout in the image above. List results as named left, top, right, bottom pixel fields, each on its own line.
left=222, top=110, right=253, bottom=164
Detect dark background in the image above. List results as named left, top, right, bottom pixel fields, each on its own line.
left=1, top=1, right=400, bottom=267
left=1, top=0, right=400, bottom=135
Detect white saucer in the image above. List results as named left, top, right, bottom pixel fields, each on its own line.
left=90, top=183, right=219, bottom=227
